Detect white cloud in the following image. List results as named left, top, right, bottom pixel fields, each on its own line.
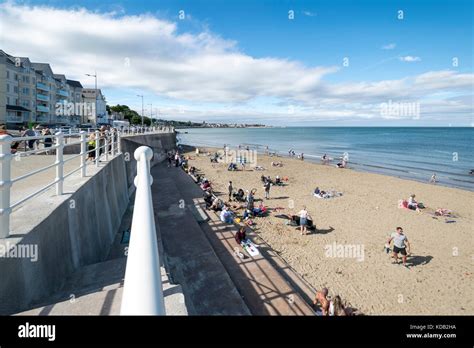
left=302, top=11, right=316, bottom=17
left=0, top=2, right=472, bottom=125
left=381, top=43, right=396, bottom=50
left=399, top=55, right=421, bottom=62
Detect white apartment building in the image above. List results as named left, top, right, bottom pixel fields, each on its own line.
left=82, top=88, right=108, bottom=125
left=0, top=50, right=107, bottom=128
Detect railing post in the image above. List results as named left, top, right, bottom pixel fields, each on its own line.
left=121, top=146, right=165, bottom=315
left=111, top=130, right=115, bottom=156
left=95, top=130, right=100, bottom=167
left=104, top=131, right=109, bottom=162
left=80, top=131, right=86, bottom=177
left=55, top=132, right=64, bottom=195
left=117, top=131, right=122, bottom=154
left=0, top=135, right=12, bottom=238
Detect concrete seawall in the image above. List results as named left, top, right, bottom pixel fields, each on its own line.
left=0, top=132, right=176, bottom=315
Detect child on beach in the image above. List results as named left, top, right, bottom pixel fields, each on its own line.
left=264, top=180, right=271, bottom=199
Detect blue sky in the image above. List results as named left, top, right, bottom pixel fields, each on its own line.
left=2, top=0, right=473, bottom=125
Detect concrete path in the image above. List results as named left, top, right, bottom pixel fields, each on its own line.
left=151, top=164, right=250, bottom=315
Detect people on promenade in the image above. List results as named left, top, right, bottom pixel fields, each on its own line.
left=386, top=227, right=411, bottom=268
left=21, top=127, right=36, bottom=151
left=42, top=128, right=53, bottom=154
left=0, top=124, right=20, bottom=154
left=87, top=132, right=96, bottom=161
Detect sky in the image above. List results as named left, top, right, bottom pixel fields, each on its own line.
left=0, top=0, right=473, bottom=126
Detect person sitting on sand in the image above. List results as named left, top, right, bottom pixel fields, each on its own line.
left=407, top=194, right=423, bottom=212
left=233, top=188, right=245, bottom=202
left=235, top=227, right=247, bottom=245
left=210, top=197, right=224, bottom=212
left=387, top=227, right=411, bottom=268
left=203, top=191, right=214, bottom=209
left=312, top=288, right=330, bottom=315
left=329, top=295, right=348, bottom=316
left=275, top=176, right=282, bottom=185
left=201, top=179, right=211, bottom=191
left=220, top=206, right=234, bottom=224
left=271, top=161, right=283, bottom=167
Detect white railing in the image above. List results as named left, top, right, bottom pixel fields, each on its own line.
left=120, top=146, right=165, bottom=315
left=0, top=130, right=121, bottom=238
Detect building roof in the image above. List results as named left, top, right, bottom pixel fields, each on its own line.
left=30, top=62, right=54, bottom=76
left=67, top=79, right=83, bottom=88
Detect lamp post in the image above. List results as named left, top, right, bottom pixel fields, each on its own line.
left=148, top=103, right=153, bottom=126
left=137, top=94, right=144, bottom=126
left=85, top=72, right=97, bottom=126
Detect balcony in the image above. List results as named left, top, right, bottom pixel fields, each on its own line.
left=37, top=82, right=50, bottom=91
left=35, top=115, right=50, bottom=123
left=37, top=105, right=50, bottom=113
left=57, top=89, right=69, bottom=98
left=6, top=115, right=24, bottom=123
left=37, top=93, right=49, bottom=102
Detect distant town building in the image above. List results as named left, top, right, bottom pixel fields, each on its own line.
left=82, top=88, right=108, bottom=125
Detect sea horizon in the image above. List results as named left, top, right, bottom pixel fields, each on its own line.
left=178, top=126, right=474, bottom=191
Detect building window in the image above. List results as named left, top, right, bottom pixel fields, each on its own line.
left=6, top=71, right=9, bottom=79
left=6, top=84, right=9, bottom=92
left=13, top=86, right=18, bottom=93
left=14, top=73, right=18, bottom=81
left=22, top=87, right=29, bottom=95
left=7, top=97, right=10, bottom=104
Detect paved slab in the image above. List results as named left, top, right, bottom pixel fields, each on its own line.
left=151, top=164, right=250, bottom=315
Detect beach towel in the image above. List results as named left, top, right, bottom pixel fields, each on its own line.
left=398, top=199, right=409, bottom=209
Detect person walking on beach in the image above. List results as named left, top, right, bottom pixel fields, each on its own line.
left=264, top=180, right=271, bottom=199
left=298, top=206, right=310, bottom=235
left=429, top=173, right=437, bottom=184
left=387, top=227, right=411, bottom=268
left=228, top=181, right=233, bottom=201
left=300, top=153, right=304, bottom=161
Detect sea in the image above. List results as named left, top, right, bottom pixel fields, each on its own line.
left=176, top=127, right=474, bottom=191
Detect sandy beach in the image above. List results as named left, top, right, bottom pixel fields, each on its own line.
left=183, top=146, right=474, bottom=315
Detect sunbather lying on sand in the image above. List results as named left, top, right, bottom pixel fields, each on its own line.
left=314, top=187, right=343, bottom=199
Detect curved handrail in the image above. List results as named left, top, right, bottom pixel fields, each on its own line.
left=120, top=146, right=165, bottom=315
